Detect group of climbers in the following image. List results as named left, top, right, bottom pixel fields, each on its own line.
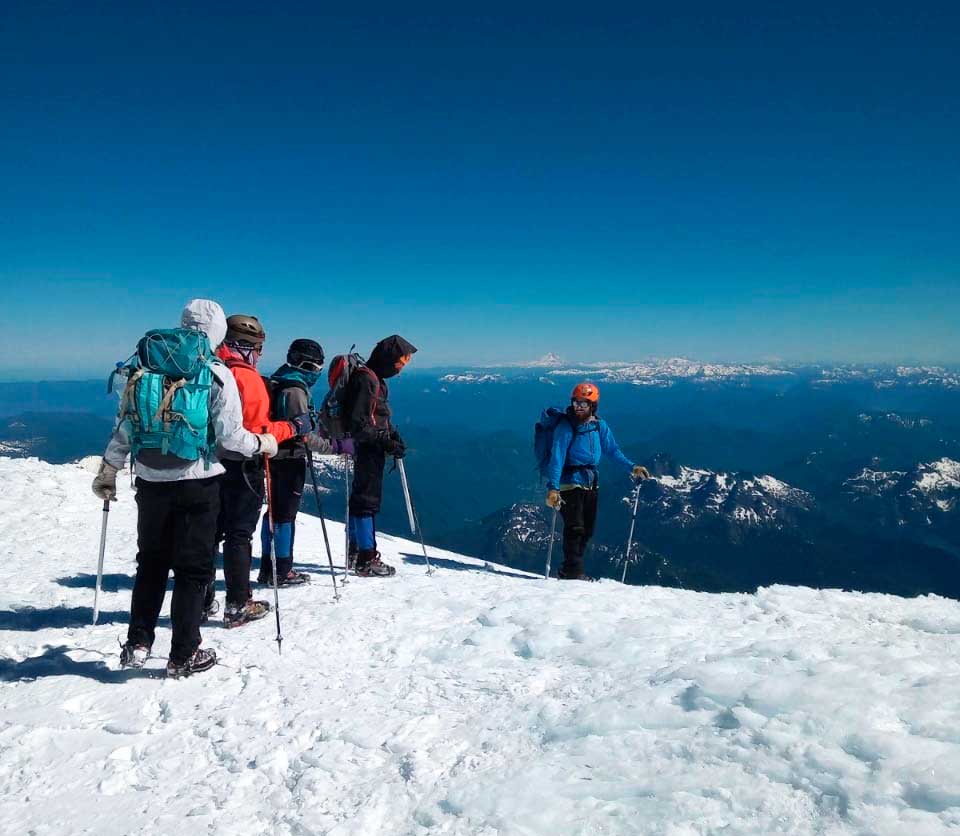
left=91, top=299, right=415, bottom=677
left=90, top=297, right=645, bottom=676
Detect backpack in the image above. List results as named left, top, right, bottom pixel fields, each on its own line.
left=264, top=375, right=310, bottom=422
left=114, top=328, right=216, bottom=466
left=318, top=350, right=379, bottom=439
left=534, top=407, right=601, bottom=481
left=534, top=407, right=574, bottom=480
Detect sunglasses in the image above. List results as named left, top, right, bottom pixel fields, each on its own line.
left=293, top=360, right=323, bottom=373
left=572, top=400, right=593, bottom=409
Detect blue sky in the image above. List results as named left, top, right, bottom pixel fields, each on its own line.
left=2, top=3, right=958, bottom=378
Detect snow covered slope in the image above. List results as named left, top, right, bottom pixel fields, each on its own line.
left=2, top=457, right=960, bottom=835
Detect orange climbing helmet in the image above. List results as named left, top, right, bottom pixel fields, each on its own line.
left=571, top=382, right=600, bottom=403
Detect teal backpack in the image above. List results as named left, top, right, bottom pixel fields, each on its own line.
left=112, top=328, right=217, bottom=466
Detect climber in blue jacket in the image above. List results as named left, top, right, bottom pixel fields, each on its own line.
left=545, top=382, right=650, bottom=580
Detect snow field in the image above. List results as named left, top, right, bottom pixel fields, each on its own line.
left=1, top=457, right=959, bottom=835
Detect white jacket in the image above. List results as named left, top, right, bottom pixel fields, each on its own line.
left=103, top=299, right=261, bottom=482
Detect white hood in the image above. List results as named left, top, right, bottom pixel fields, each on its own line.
left=180, top=299, right=227, bottom=349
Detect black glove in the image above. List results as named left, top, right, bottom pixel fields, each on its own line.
left=383, top=430, right=406, bottom=458
left=289, top=412, right=316, bottom=436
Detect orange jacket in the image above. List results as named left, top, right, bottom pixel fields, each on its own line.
left=221, top=357, right=296, bottom=444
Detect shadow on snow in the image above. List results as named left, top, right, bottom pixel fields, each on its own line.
left=398, top=552, right=536, bottom=580
left=0, top=606, right=131, bottom=631
left=0, top=644, right=161, bottom=683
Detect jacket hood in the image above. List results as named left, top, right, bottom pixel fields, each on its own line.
left=367, top=335, right=417, bottom=379
left=180, top=299, right=227, bottom=349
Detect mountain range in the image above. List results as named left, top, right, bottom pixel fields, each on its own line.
left=2, top=361, right=958, bottom=598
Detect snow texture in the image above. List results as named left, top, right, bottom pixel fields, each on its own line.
left=2, top=456, right=960, bottom=835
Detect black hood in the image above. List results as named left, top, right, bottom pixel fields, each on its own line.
left=367, top=335, right=417, bottom=379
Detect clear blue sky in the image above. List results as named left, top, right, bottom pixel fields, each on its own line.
left=2, top=3, right=958, bottom=379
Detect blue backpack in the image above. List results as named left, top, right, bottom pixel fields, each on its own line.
left=113, top=329, right=217, bottom=465
left=534, top=407, right=575, bottom=480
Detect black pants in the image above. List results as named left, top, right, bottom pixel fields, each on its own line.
left=559, top=487, right=599, bottom=578
left=128, top=476, right=221, bottom=664
left=349, top=442, right=386, bottom=516
left=216, top=458, right=265, bottom=607
left=269, top=457, right=306, bottom=523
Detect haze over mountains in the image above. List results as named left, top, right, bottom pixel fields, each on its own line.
left=2, top=357, right=958, bottom=598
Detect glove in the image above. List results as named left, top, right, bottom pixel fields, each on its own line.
left=304, top=432, right=333, bottom=454
left=632, top=465, right=651, bottom=481
left=289, top=413, right=316, bottom=436
left=92, top=460, right=119, bottom=501
left=384, top=431, right=406, bottom=459
left=545, top=489, right=562, bottom=509
left=333, top=437, right=354, bottom=456
left=256, top=433, right=279, bottom=457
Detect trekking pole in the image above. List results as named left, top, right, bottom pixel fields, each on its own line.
left=342, top=454, right=352, bottom=583
left=621, top=482, right=642, bottom=584
left=306, top=449, right=340, bottom=602
left=544, top=503, right=560, bottom=580
left=397, top=458, right=433, bottom=574
left=92, top=499, right=110, bottom=624
left=262, top=445, right=283, bottom=654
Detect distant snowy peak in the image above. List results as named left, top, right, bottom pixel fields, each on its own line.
left=844, top=458, right=960, bottom=518
left=439, top=373, right=504, bottom=384
left=914, top=459, right=960, bottom=503
left=815, top=366, right=960, bottom=389
left=498, top=502, right=551, bottom=545
left=497, top=353, right=565, bottom=369
left=549, top=357, right=792, bottom=384
left=528, top=352, right=564, bottom=367
left=857, top=412, right=933, bottom=429
left=845, top=468, right=907, bottom=494
left=0, top=440, right=40, bottom=456
left=637, top=456, right=811, bottom=528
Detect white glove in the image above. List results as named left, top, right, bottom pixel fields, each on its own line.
left=256, top=433, right=279, bottom=458
left=92, top=460, right=119, bottom=501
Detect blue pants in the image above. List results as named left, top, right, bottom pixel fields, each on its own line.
left=349, top=515, right=377, bottom=551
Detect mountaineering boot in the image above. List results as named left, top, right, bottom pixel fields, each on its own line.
left=354, top=549, right=396, bottom=578
left=223, top=599, right=271, bottom=629
left=119, top=642, right=150, bottom=669
left=557, top=571, right=596, bottom=581
left=166, top=648, right=217, bottom=679
left=278, top=567, right=310, bottom=586
left=258, top=557, right=310, bottom=586
left=201, top=597, right=220, bottom=624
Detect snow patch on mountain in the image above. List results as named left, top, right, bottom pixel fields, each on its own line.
left=0, top=440, right=38, bottom=455
left=2, top=457, right=960, bottom=835
left=815, top=365, right=960, bottom=389
left=857, top=412, right=934, bottom=429
left=549, top=358, right=791, bottom=384
left=845, top=468, right=908, bottom=494
left=438, top=373, right=504, bottom=384
left=915, top=458, right=960, bottom=494
left=639, top=461, right=811, bottom=529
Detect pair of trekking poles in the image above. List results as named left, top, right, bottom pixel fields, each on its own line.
left=543, top=481, right=643, bottom=582
left=260, top=448, right=434, bottom=653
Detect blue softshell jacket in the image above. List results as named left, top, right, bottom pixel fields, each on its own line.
left=546, top=415, right=634, bottom=491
